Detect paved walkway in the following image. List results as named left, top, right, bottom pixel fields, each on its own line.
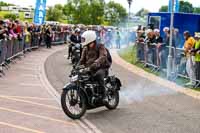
left=0, top=46, right=86, bottom=133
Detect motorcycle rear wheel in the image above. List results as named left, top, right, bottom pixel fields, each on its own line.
left=61, top=89, right=87, bottom=119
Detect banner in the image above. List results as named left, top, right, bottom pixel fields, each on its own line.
left=168, top=0, right=179, bottom=13
left=34, top=0, right=47, bottom=25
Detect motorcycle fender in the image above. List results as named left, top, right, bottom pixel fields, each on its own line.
left=62, top=83, right=89, bottom=105
left=63, top=83, right=77, bottom=90
left=115, top=77, right=122, bottom=89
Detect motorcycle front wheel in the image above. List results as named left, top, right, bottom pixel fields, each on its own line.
left=61, top=89, right=87, bottom=119
left=105, top=90, right=119, bottom=110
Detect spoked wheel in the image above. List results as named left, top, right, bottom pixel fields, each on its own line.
left=61, top=89, right=86, bottom=119
left=105, top=88, right=119, bottom=110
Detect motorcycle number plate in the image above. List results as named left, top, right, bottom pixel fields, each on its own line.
left=71, top=75, right=78, bottom=82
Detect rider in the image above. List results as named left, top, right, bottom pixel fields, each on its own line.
left=68, top=28, right=81, bottom=59
left=79, top=30, right=111, bottom=100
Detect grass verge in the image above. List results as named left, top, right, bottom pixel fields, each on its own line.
left=118, top=45, right=200, bottom=91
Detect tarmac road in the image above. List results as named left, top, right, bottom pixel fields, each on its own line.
left=45, top=49, right=200, bottom=133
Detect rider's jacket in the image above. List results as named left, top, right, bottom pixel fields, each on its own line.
left=70, top=34, right=81, bottom=44
left=79, top=44, right=110, bottom=72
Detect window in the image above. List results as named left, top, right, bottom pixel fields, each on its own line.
left=149, top=16, right=161, bottom=29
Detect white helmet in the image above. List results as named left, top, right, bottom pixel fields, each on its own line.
left=81, top=30, right=97, bottom=47
left=154, top=29, right=160, bottom=33
left=75, top=28, right=81, bottom=33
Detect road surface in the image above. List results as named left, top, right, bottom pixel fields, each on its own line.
left=45, top=49, right=200, bottom=133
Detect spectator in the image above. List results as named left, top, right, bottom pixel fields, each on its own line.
left=45, top=26, right=52, bottom=48
left=154, top=29, right=163, bottom=67
left=163, top=27, right=169, bottom=43
left=146, top=29, right=157, bottom=65
left=24, top=24, right=31, bottom=53
left=174, top=28, right=182, bottom=48
left=105, top=29, right=113, bottom=48
left=136, top=25, right=142, bottom=32
left=154, top=29, right=163, bottom=44
left=191, top=33, right=200, bottom=87
left=10, top=23, right=18, bottom=39
left=183, top=31, right=196, bottom=86
left=0, top=20, right=7, bottom=40
left=136, top=30, right=145, bottom=61
left=115, top=28, right=121, bottom=49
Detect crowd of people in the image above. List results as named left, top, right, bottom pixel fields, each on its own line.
left=0, top=19, right=68, bottom=50
left=0, top=18, right=199, bottom=87
left=0, top=18, right=136, bottom=50
left=136, top=25, right=200, bottom=87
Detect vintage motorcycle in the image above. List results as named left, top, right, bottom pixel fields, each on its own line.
left=61, top=65, right=122, bottom=119
left=70, top=42, right=82, bottom=65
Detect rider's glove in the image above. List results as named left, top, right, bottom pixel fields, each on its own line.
left=90, top=62, right=99, bottom=71
left=80, top=67, right=90, bottom=74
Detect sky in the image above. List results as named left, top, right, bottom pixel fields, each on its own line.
left=0, top=0, right=200, bottom=13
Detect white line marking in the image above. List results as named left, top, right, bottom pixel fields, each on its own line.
left=39, top=47, right=102, bottom=133
left=0, top=121, right=45, bottom=133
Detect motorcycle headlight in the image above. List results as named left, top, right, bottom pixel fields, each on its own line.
left=76, top=49, right=80, bottom=53
left=75, top=44, right=81, bottom=49
left=71, top=75, right=78, bottom=82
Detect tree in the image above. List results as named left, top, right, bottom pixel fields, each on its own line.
left=4, top=13, right=18, bottom=20
left=46, top=6, right=63, bottom=21
left=0, top=1, right=14, bottom=6
left=62, top=0, right=127, bottom=25
left=159, top=5, right=168, bottom=12
left=179, top=1, right=193, bottom=13
left=54, top=4, right=63, bottom=10
left=105, top=1, right=127, bottom=25
left=63, top=0, right=106, bottom=25
left=135, top=8, right=149, bottom=17
left=159, top=1, right=194, bottom=13
left=194, top=7, right=200, bottom=14
left=89, top=0, right=105, bottom=24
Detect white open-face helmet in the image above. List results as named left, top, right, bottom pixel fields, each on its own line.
left=81, top=30, right=97, bottom=47
left=75, top=28, right=81, bottom=33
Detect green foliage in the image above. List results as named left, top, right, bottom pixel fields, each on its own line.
left=61, top=0, right=127, bottom=25
left=159, top=1, right=197, bottom=13
left=89, top=0, right=105, bottom=25
left=118, top=45, right=136, bottom=64
left=105, top=1, right=128, bottom=25
left=194, top=7, right=200, bottom=14
left=135, top=8, right=149, bottom=17
left=0, top=1, right=14, bottom=6
left=159, top=5, right=168, bottom=12
left=46, top=6, right=63, bottom=22
left=4, top=13, right=18, bottom=20
left=179, top=1, right=193, bottom=13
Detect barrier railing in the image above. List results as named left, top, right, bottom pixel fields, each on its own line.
left=0, top=31, right=67, bottom=75
left=135, top=41, right=200, bottom=88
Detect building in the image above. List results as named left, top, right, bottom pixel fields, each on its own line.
left=1, top=6, right=34, bottom=12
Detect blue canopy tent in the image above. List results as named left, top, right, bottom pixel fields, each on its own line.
left=148, top=12, right=200, bottom=48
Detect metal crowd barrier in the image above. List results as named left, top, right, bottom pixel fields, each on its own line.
left=135, top=42, right=200, bottom=88
left=52, top=31, right=67, bottom=44
left=0, top=31, right=67, bottom=75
